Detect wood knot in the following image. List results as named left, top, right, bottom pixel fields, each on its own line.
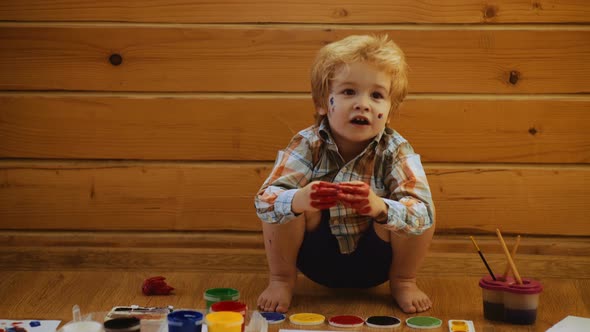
left=509, top=70, right=520, bottom=85
left=528, top=127, right=538, bottom=136
left=109, top=53, right=123, bottom=66
left=532, top=1, right=543, bottom=10
left=332, top=8, right=349, bottom=18
left=483, top=5, right=498, bottom=19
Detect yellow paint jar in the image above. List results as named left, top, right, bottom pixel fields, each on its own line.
left=205, top=312, right=244, bottom=332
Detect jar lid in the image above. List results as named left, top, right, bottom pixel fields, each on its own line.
left=505, top=278, right=543, bottom=294
left=204, top=288, right=240, bottom=301
left=167, top=310, right=204, bottom=326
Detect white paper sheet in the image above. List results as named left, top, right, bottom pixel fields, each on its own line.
left=0, top=320, right=61, bottom=332
left=546, top=316, right=590, bottom=332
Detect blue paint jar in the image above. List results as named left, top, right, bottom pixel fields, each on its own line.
left=168, top=310, right=204, bottom=332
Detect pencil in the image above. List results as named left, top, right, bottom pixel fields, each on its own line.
left=470, top=236, right=496, bottom=280
left=495, top=229, right=523, bottom=284
left=502, top=235, right=521, bottom=279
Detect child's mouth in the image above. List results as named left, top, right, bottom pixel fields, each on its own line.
left=350, top=116, right=370, bottom=125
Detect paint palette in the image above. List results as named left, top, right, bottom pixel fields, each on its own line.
left=289, top=313, right=325, bottom=325
left=365, top=316, right=401, bottom=328
left=448, top=319, right=475, bottom=332
left=328, top=315, right=364, bottom=328
left=260, top=312, right=286, bottom=324
left=405, top=316, right=442, bottom=329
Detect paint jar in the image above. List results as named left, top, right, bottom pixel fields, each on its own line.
left=103, top=317, right=141, bottom=332
left=478, top=275, right=508, bottom=321
left=503, top=278, right=543, bottom=325
left=210, top=301, right=248, bottom=332
left=61, top=321, right=103, bottom=332
left=206, top=312, right=244, bottom=332
left=204, top=288, right=240, bottom=311
left=168, top=310, right=204, bottom=332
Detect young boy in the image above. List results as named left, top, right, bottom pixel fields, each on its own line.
left=254, top=35, right=435, bottom=314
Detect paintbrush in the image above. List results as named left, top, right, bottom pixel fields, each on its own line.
left=496, top=228, right=523, bottom=284
left=502, top=235, right=521, bottom=279
left=470, top=236, right=496, bottom=280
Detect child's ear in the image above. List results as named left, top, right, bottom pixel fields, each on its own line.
left=317, top=107, right=328, bottom=115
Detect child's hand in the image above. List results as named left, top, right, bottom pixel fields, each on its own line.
left=338, top=181, right=385, bottom=216
left=292, top=181, right=340, bottom=213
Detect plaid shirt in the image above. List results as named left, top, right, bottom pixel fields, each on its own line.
left=255, top=120, right=435, bottom=254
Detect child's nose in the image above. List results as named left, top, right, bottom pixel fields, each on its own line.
left=353, top=96, right=371, bottom=111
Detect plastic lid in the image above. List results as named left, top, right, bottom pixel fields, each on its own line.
left=505, top=278, right=543, bottom=294
left=206, top=312, right=244, bottom=327
left=204, top=288, right=240, bottom=302
left=478, top=275, right=512, bottom=291
left=167, top=310, right=204, bottom=326
left=211, top=301, right=247, bottom=313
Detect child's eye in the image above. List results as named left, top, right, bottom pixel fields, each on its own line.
left=371, top=92, right=384, bottom=99
left=342, top=89, right=355, bottom=96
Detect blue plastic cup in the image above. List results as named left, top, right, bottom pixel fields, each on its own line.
left=168, top=310, right=204, bottom=332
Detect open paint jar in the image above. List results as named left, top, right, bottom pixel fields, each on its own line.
left=103, top=317, right=140, bottom=332
left=206, top=311, right=244, bottom=332
left=204, top=288, right=240, bottom=311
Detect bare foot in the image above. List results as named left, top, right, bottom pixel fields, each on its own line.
left=257, top=280, right=293, bottom=313
left=390, top=278, right=432, bottom=313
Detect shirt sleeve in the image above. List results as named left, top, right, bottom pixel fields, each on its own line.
left=380, top=142, right=435, bottom=235
left=255, top=134, right=314, bottom=224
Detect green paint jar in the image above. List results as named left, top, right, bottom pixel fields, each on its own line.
left=204, top=288, right=240, bottom=311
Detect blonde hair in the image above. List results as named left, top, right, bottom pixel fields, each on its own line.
left=310, top=34, right=408, bottom=125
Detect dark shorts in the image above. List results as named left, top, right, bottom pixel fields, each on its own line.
left=296, top=210, right=392, bottom=288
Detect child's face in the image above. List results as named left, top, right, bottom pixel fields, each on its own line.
left=319, top=62, right=392, bottom=149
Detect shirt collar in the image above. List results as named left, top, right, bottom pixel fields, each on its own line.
left=317, top=118, right=393, bottom=146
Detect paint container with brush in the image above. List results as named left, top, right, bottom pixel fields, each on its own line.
left=478, top=276, right=543, bottom=324
left=478, top=275, right=509, bottom=321
left=503, top=278, right=543, bottom=324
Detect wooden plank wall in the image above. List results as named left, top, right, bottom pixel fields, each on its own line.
left=0, top=1, right=589, bottom=275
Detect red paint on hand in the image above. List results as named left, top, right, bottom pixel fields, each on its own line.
left=338, top=182, right=372, bottom=214
left=142, top=276, right=174, bottom=295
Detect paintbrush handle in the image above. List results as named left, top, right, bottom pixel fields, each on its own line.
left=502, top=235, right=521, bottom=278
left=496, top=229, right=523, bottom=284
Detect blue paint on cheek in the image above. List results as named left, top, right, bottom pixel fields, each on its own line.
left=330, top=97, right=334, bottom=106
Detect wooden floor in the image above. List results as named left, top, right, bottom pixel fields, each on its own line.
left=1, top=270, right=588, bottom=332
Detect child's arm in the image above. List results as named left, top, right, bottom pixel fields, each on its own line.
left=379, top=143, right=435, bottom=234
left=255, top=133, right=338, bottom=223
